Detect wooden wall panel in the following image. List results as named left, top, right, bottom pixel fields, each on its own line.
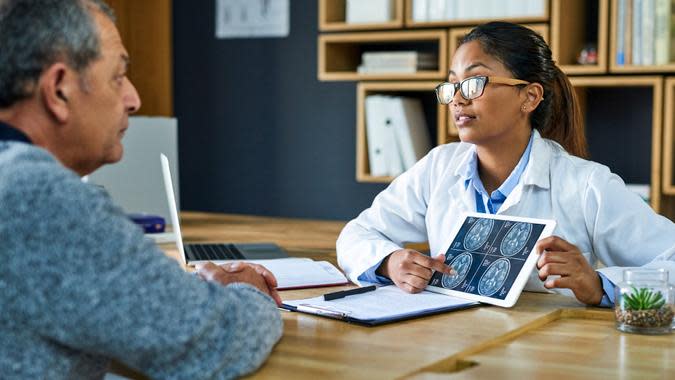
left=106, top=0, right=173, bottom=116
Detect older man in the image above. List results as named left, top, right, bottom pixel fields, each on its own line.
left=0, top=1, right=282, bottom=378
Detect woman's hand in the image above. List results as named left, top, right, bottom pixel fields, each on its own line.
left=377, top=249, right=454, bottom=293
left=535, top=236, right=604, bottom=305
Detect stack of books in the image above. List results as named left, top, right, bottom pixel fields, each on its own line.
left=365, top=95, right=432, bottom=177
left=615, top=0, right=675, bottom=66
left=357, top=51, right=437, bottom=74
left=412, top=0, right=546, bottom=22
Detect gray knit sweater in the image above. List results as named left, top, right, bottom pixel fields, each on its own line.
left=0, top=141, right=283, bottom=379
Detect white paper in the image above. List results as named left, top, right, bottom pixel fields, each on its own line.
left=285, top=285, right=476, bottom=320
left=198, top=258, right=348, bottom=290
left=215, top=0, right=289, bottom=39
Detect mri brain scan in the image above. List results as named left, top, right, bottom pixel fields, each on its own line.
left=500, top=222, right=532, bottom=257
left=463, top=218, right=494, bottom=251
left=441, top=252, right=473, bottom=289
left=478, top=258, right=511, bottom=296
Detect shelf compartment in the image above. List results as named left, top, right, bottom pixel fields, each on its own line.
left=569, top=76, right=663, bottom=212
left=404, top=0, right=549, bottom=28
left=319, top=30, right=448, bottom=81
left=551, top=0, right=608, bottom=75
left=356, top=81, right=447, bottom=183
left=609, top=0, right=675, bottom=73
left=319, top=0, right=405, bottom=31
left=663, top=77, right=675, bottom=195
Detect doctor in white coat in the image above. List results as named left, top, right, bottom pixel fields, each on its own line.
left=337, top=22, right=675, bottom=306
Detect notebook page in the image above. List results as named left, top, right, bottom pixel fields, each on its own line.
left=205, top=258, right=348, bottom=289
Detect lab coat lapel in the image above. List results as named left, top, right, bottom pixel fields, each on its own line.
left=498, top=131, right=552, bottom=214
left=448, top=143, right=477, bottom=212
left=448, top=180, right=475, bottom=212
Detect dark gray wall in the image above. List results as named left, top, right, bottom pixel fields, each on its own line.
left=174, top=0, right=386, bottom=220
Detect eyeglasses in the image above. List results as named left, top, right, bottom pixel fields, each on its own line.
left=435, top=76, right=530, bottom=104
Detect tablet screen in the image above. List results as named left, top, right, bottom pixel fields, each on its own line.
left=428, top=214, right=552, bottom=304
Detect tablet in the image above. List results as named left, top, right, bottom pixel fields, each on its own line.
left=426, top=212, right=556, bottom=308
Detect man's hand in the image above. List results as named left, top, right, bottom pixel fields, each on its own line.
left=196, top=262, right=282, bottom=306
left=535, top=236, right=604, bottom=305
left=377, top=249, right=453, bottom=293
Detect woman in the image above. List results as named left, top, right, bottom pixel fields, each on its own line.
left=336, top=22, right=675, bottom=306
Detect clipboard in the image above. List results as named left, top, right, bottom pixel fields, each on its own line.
left=282, top=285, right=479, bottom=326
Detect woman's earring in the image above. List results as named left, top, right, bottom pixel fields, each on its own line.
left=521, top=104, right=527, bottom=112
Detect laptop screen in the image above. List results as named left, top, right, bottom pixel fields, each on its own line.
left=161, top=153, right=187, bottom=266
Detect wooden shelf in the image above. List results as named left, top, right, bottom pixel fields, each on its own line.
left=663, top=77, right=675, bottom=195
left=569, top=76, right=663, bottom=212
left=404, top=0, right=549, bottom=28
left=551, top=0, right=608, bottom=75
left=319, top=0, right=404, bottom=31
left=318, top=30, right=448, bottom=81
left=356, top=81, right=447, bottom=183
left=608, top=0, right=675, bottom=73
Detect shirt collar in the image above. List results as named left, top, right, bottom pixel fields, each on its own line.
left=0, top=121, right=32, bottom=144
left=458, top=131, right=534, bottom=199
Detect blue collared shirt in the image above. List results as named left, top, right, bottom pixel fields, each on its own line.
left=462, top=133, right=534, bottom=214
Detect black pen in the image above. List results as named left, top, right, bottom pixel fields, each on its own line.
left=323, top=285, right=377, bottom=301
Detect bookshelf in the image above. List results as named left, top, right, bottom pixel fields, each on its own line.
left=609, top=0, right=675, bottom=73
left=317, top=0, right=675, bottom=219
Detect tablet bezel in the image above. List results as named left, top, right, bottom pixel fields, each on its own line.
left=425, top=212, right=557, bottom=308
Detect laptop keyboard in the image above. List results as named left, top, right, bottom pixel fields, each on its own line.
left=185, top=243, right=245, bottom=261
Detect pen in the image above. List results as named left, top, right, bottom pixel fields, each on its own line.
left=296, top=304, right=348, bottom=318
left=323, top=285, right=377, bottom=301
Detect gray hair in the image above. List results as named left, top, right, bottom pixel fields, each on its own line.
left=0, top=0, right=116, bottom=107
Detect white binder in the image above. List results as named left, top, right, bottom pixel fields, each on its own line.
left=388, top=97, right=432, bottom=170
left=365, top=95, right=404, bottom=176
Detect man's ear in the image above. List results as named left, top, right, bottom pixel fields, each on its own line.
left=39, top=63, right=74, bottom=124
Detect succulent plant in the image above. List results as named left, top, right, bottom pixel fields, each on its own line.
left=622, top=286, right=666, bottom=310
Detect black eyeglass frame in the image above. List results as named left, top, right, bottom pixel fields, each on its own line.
left=435, top=75, right=531, bottom=104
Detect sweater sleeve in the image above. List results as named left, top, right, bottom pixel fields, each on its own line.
left=1, top=152, right=282, bottom=379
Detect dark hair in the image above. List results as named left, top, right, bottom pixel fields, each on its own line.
left=0, top=0, right=116, bottom=108
left=460, top=22, right=587, bottom=158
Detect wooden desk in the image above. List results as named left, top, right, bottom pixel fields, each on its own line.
left=173, top=213, right=674, bottom=379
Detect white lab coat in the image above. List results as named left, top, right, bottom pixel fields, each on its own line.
left=337, top=131, right=675, bottom=300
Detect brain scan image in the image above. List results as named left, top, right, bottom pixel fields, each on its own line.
left=463, top=218, right=494, bottom=251
left=500, top=222, right=532, bottom=257
left=478, top=258, right=511, bottom=296
left=441, top=252, right=473, bottom=289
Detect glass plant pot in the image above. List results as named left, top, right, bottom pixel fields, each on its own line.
left=615, top=269, right=674, bottom=335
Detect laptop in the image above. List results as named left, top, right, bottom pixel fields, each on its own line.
left=160, top=154, right=288, bottom=265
